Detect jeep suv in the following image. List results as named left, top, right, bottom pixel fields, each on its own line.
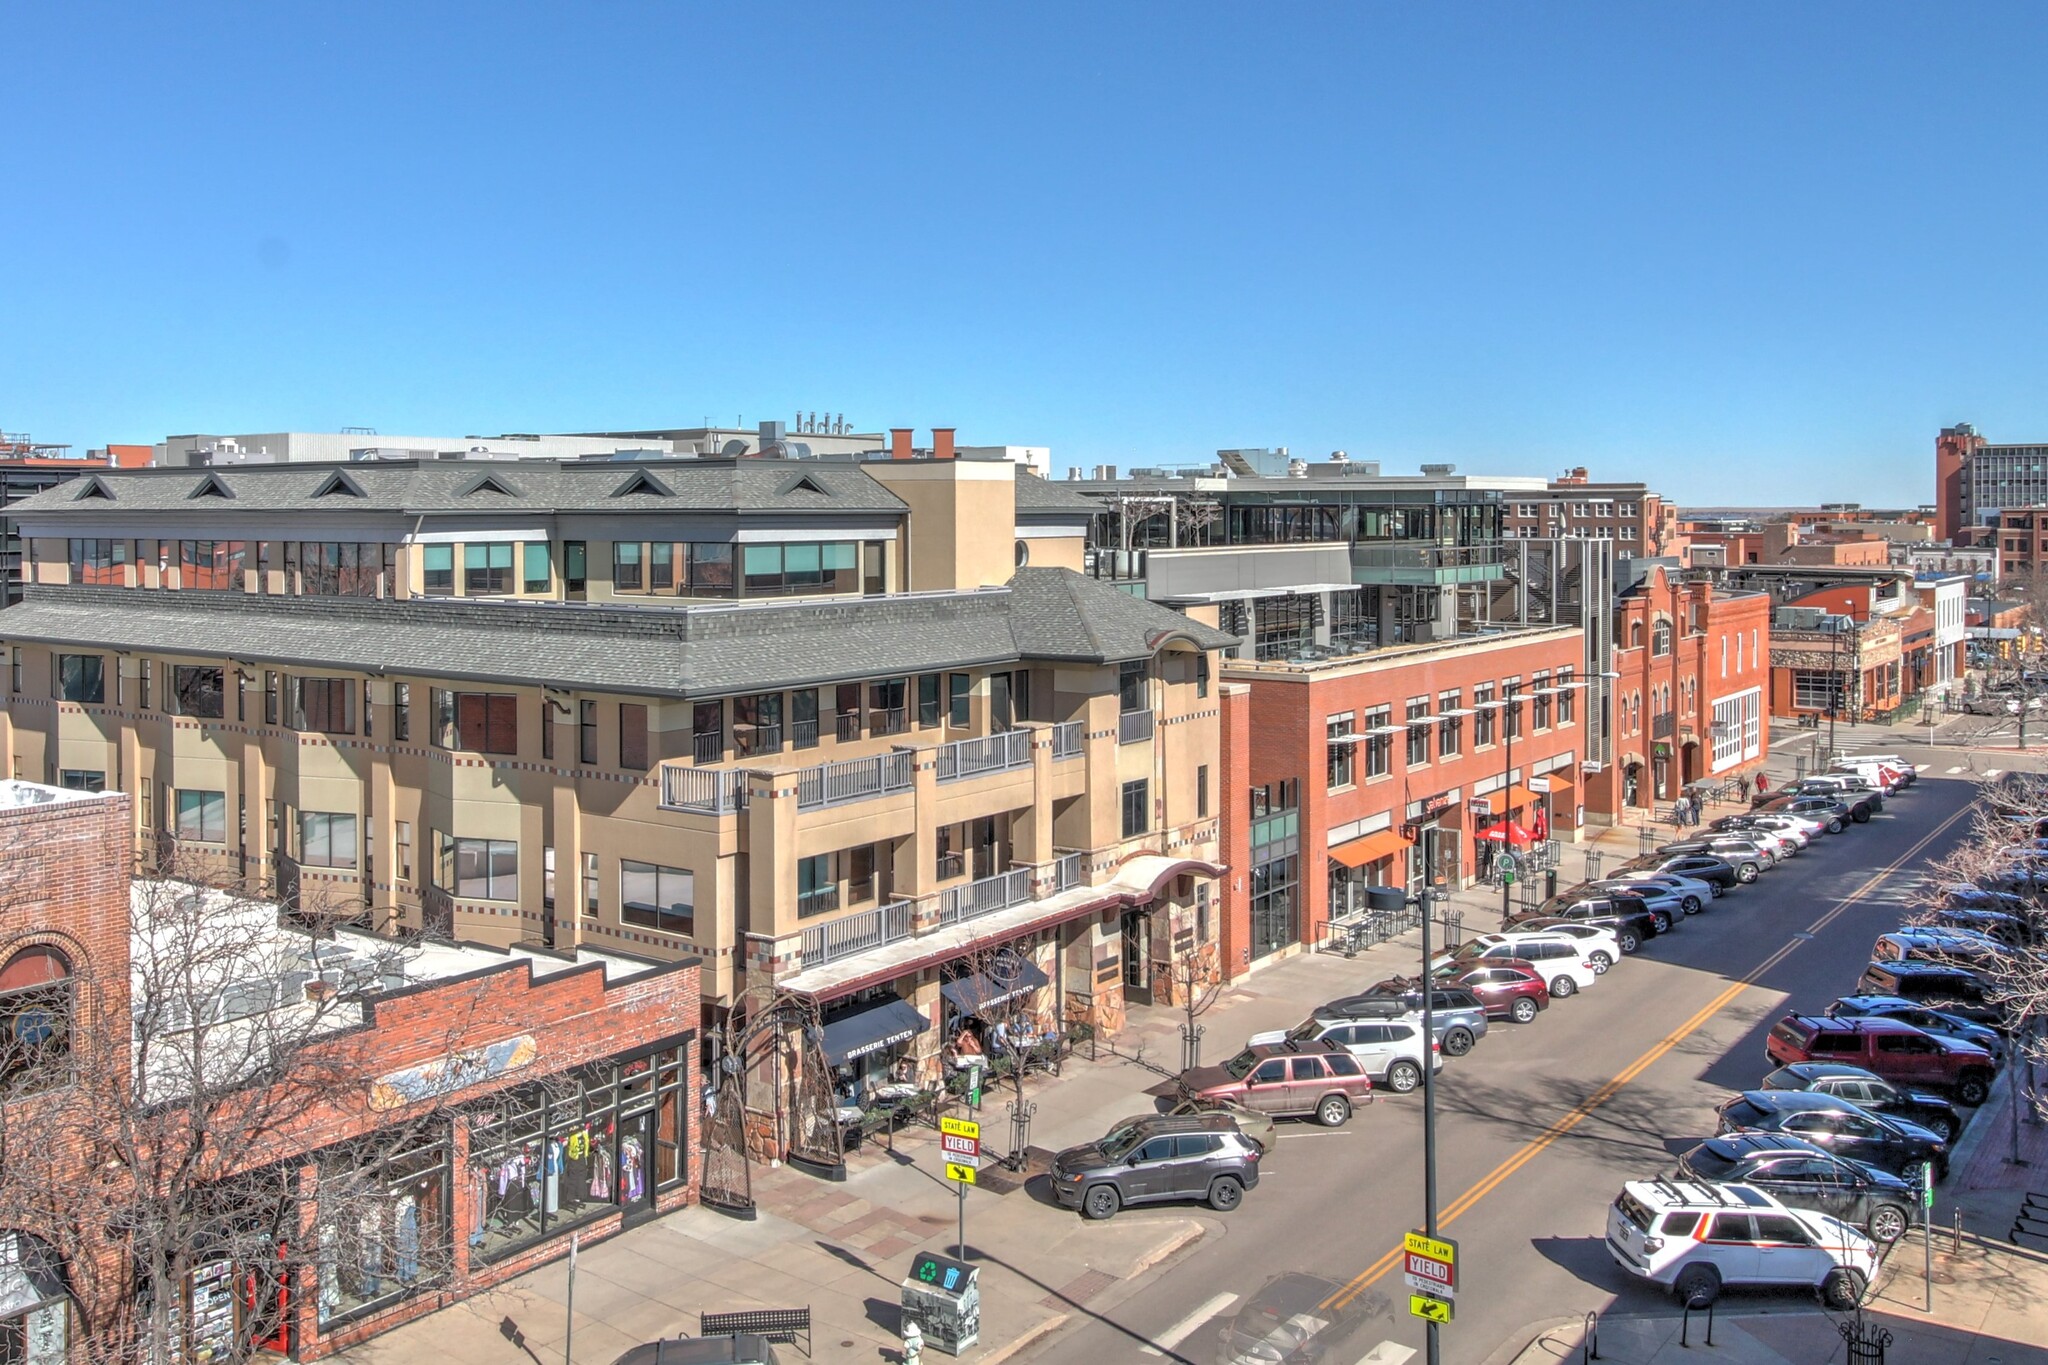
left=1765, top=1013, right=1996, bottom=1106
left=1606, top=1179, right=1878, bottom=1308
left=1658, top=838, right=1771, bottom=881
left=1434, top=931, right=1605, bottom=995
left=1677, top=1132, right=1920, bottom=1244
left=1620, top=851, right=1740, bottom=890
left=1179, top=1039, right=1380, bottom=1120
left=1761, top=1062, right=1964, bottom=1145
left=1505, top=896, right=1660, bottom=954
left=1051, top=1111, right=1263, bottom=1221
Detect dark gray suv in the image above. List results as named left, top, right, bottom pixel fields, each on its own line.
left=1050, top=1111, right=1262, bottom=1221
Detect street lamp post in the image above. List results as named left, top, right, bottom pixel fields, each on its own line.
left=1368, top=882, right=1443, bottom=1365
left=1498, top=681, right=1521, bottom=929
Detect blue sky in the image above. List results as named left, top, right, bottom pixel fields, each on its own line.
left=5, top=4, right=2047, bottom=506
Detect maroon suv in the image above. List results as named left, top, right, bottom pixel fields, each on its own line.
left=1439, top=962, right=1549, bottom=1024
left=1765, top=1013, right=1996, bottom=1105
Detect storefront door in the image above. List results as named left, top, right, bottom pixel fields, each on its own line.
left=1121, top=910, right=1154, bottom=1006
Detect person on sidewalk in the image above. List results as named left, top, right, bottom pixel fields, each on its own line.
left=1755, top=771, right=1770, bottom=798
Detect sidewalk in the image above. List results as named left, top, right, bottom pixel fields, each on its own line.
left=1487, top=1041, right=2048, bottom=1365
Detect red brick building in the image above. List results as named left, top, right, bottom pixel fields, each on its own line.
left=1587, top=565, right=1770, bottom=819
left=1217, top=627, right=1586, bottom=977
left=1994, top=506, right=2048, bottom=581
left=0, top=780, right=700, bottom=1361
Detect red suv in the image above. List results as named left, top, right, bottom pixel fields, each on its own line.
left=1439, top=962, right=1549, bottom=1024
left=1765, top=1014, right=1996, bottom=1106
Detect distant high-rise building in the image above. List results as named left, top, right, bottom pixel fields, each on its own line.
left=1933, top=423, right=2048, bottom=540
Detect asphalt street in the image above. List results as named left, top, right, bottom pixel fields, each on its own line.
left=1022, top=742, right=2039, bottom=1365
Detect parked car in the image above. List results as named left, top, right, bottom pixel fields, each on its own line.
left=1586, top=879, right=1692, bottom=926
left=1678, top=1131, right=1920, bottom=1244
left=1248, top=986, right=1489, bottom=1059
left=1761, top=1062, right=1965, bottom=1145
left=1178, top=1038, right=1390, bottom=1115
left=1756, top=794, right=1856, bottom=833
left=1720, top=813, right=1818, bottom=850
left=1855, top=961, right=2006, bottom=1031
left=1780, top=780, right=1878, bottom=822
left=1162, top=1096, right=1278, bottom=1153
left=1436, top=961, right=1550, bottom=1023
left=1606, top=1179, right=1878, bottom=1308
left=1595, top=871, right=1718, bottom=912
left=1708, top=817, right=1804, bottom=857
left=1828, top=994, right=2005, bottom=1062
left=1479, top=920, right=1625, bottom=966
left=1620, top=851, right=1739, bottom=891
left=1927, top=905, right=2041, bottom=949
left=1838, top=754, right=1916, bottom=787
left=1051, top=1111, right=1264, bottom=1220
left=1871, top=926, right=2007, bottom=969
left=1714, top=1089, right=1949, bottom=1180
left=1765, top=1013, right=1997, bottom=1105
left=1657, top=838, right=1770, bottom=881
left=1435, top=931, right=1606, bottom=995
left=1214, top=1273, right=1368, bottom=1365
left=1507, top=895, right=1661, bottom=953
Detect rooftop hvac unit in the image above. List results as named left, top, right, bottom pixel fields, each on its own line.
left=1420, top=463, right=1457, bottom=476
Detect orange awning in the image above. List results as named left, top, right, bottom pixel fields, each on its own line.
left=1484, top=784, right=1545, bottom=816
left=1329, top=828, right=1412, bottom=868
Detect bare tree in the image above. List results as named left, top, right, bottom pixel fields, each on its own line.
left=1165, top=944, right=1225, bottom=1073
left=0, top=855, right=487, bottom=1364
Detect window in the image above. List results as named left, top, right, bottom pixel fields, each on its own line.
left=792, top=688, right=820, bottom=749
left=1530, top=673, right=1551, bottom=730
left=564, top=540, right=587, bottom=593
left=1792, top=670, right=1843, bottom=711
left=300, top=812, right=358, bottom=868
left=619, top=704, right=649, bottom=769
left=1118, top=660, right=1147, bottom=713
left=1651, top=620, right=1672, bottom=656
left=1406, top=697, right=1431, bottom=765
left=582, top=851, right=598, bottom=916
left=1195, top=652, right=1210, bottom=698
left=522, top=542, right=551, bottom=594
left=436, top=691, right=518, bottom=754
left=948, top=673, right=971, bottom=727
left=8, top=648, right=18, bottom=694
left=394, top=682, right=411, bottom=741
left=796, top=853, right=837, bottom=918
left=445, top=835, right=518, bottom=901
left=166, top=664, right=225, bottom=719
left=0, top=947, right=72, bottom=1094
left=175, top=789, right=227, bottom=843
left=58, top=770, right=104, bottom=792
left=846, top=844, right=877, bottom=902
left=582, top=700, right=600, bottom=763
left=621, top=860, right=693, bottom=936
left=363, top=680, right=375, bottom=736
left=1364, top=706, right=1392, bottom=779
left=296, top=677, right=355, bottom=735
left=684, top=542, right=734, bottom=595
left=648, top=542, right=675, bottom=592
left=1503, top=681, right=1523, bottom=740
left=1326, top=713, right=1355, bottom=790
left=464, top=543, right=513, bottom=595
left=54, top=654, right=103, bottom=704
left=690, top=701, right=719, bottom=763
left=68, top=537, right=129, bottom=585
left=1197, top=764, right=1210, bottom=819
left=613, top=542, right=643, bottom=591
left=739, top=542, right=858, bottom=596
left=1473, top=684, right=1495, bottom=746
left=1121, top=779, right=1149, bottom=839
left=1557, top=670, right=1575, bottom=724
left=1438, top=691, right=1462, bottom=757
left=422, top=544, right=455, bottom=595
left=732, top=693, right=781, bottom=757
left=397, top=821, right=413, bottom=881
left=917, top=674, right=941, bottom=728
left=867, top=678, right=907, bottom=735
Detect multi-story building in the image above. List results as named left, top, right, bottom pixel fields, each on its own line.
left=1590, top=562, right=1770, bottom=818
left=153, top=420, right=889, bottom=468
left=1935, top=422, right=2048, bottom=540
left=1499, top=468, right=1682, bottom=558
left=0, top=448, right=1232, bottom=1117
left=1994, top=506, right=2048, bottom=581
left=0, top=778, right=700, bottom=1361
left=1216, top=624, right=1589, bottom=973
left=0, top=433, right=116, bottom=607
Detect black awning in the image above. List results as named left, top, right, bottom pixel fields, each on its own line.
left=940, top=956, right=1051, bottom=1016
left=820, top=997, right=930, bottom=1065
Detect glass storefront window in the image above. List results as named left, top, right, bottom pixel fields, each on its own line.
left=316, top=1124, right=451, bottom=1329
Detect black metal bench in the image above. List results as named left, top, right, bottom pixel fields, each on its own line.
left=700, top=1307, right=811, bottom=1357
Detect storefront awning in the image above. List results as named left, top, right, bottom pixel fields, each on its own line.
left=1484, top=784, right=1545, bottom=815
left=1329, top=828, right=1412, bottom=869
left=941, top=957, right=1051, bottom=1015
left=820, top=997, right=930, bottom=1064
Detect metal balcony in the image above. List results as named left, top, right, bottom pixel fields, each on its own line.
left=937, top=867, right=1033, bottom=926
left=793, top=751, right=914, bottom=811
left=660, top=765, right=750, bottom=814
left=1051, top=720, right=1085, bottom=760
left=799, top=899, right=915, bottom=966
left=1119, top=709, right=1155, bottom=745
left=934, top=729, right=1033, bottom=783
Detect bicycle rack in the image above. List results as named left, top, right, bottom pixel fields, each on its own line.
left=2011, top=1189, right=2048, bottom=1245
left=1679, top=1292, right=1715, bottom=1348
left=1581, top=1309, right=1600, bottom=1361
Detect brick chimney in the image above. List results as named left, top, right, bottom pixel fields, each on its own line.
left=890, top=428, right=914, bottom=461
left=931, top=427, right=956, bottom=462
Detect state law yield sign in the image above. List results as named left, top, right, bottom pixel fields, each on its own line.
left=1402, top=1230, right=1458, bottom=1299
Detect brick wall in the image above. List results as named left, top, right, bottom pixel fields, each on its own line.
left=1216, top=684, right=1253, bottom=979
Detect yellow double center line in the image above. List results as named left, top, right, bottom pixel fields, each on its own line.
left=1327, top=797, right=1979, bottom=1310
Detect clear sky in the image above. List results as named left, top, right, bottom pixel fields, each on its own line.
left=5, top=3, right=2047, bottom=505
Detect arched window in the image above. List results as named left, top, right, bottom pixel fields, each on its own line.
left=0, top=947, right=71, bottom=1094
left=1629, top=621, right=1644, bottom=649
left=1652, top=621, right=1673, bottom=657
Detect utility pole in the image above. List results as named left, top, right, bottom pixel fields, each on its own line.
left=1420, top=883, right=1441, bottom=1365
left=1498, top=682, right=1519, bottom=929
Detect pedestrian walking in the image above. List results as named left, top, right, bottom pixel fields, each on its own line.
left=1737, top=774, right=1752, bottom=804
left=1755, top=771, right=1770, bottom=797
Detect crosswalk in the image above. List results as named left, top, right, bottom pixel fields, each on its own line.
left=1137, top=1289, right=1414, bottom=1363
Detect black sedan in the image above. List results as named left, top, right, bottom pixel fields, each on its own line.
left=1716, top=1089, right=1949, bottom=1179
left=1618, top=852, right=1739, bottom=891
left=1760, top=1062, right=1964, bottom=1144
left=1215, top=1273, right=1370, bottom=1364
left=1678, top=1132, right=1920, bottom=1244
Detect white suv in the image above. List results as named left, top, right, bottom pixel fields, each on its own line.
left=1605, top=1179, right=1878, bottom=1309
left=1433, top=932, right=1603, bottom=997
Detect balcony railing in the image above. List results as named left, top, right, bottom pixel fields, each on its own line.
left=836, top=713, right=861, bottom=742
left=869, top=706, right=908, bottom=737
left=733, top=722, right=782, bottom=759
left=794, top=750, right=914, bottom=811
left=1051, top=720, right=1084, bottom=760
left=938, top=867, right=1033, bottom=926
left=796, top=885, right=841, bottom=918
left=800, top=899, right=914, bottom=967
left=1052, top=850, right=1083, bottom=893
left=1119, top=709, right=1155, bottom=745
left=692, top=732, right=722, bottom=764
left=935, top=729, right=1033, bottom=783
left=791, top=717, right=819, bottom=750
left=1652, top=711, right=1675, bottom=741
left=661, top=765, right=750, bottom=814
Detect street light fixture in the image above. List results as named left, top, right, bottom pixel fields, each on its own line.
left=1366, top=881, right=1445, bottom=1365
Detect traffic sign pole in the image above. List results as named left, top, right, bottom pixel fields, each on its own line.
left=940, top=1116, right=982, bottom=1261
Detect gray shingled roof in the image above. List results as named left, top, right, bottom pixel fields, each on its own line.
left=9, top=458, right=908, bottom=517
left=1013, top=473, right=1106, bottom=515
left=0, top=571, right=1235, bottom=697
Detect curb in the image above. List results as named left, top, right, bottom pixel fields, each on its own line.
left=1128, top=1220, right=1207, bottom=1278
left=976, top=1311, right=1069, bottom=1365
left=1477, top=1314, right=1584, bottom=1365
left=1944, top=1063, right=2015, bottom=1197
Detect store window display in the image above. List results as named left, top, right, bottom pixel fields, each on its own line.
left=316, top=1125, right=450, bottom=1329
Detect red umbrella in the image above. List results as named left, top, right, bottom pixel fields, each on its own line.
left=1478, top=822, right=1537, bottom=847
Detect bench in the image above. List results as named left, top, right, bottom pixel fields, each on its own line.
left=700, top=1307, right=811, bottom=1357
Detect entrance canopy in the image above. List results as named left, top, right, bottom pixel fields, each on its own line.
left=1483, top=785, right=1545, bottom=816
left=820, top=997, right=930, bottom=1065
left=940, top=955, right=1051, bottom=1015
left=1328, top=828, right=1412, bottom=869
